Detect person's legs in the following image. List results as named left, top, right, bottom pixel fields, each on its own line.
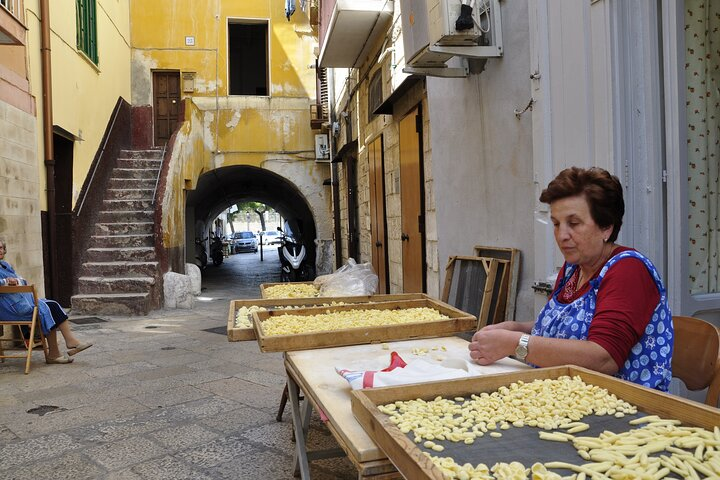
left=56, top=321, right=81, bottom=348
left=46, top=329, right=62, bottom=358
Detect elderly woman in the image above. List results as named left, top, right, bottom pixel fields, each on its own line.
left=469, top=167, right=673, bottom=391
left=0, top=239, right=92, bottom=364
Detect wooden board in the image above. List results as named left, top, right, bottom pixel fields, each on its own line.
left=253, top=298, right=477, bottom=353
left=285, top=337, right=529, bottom=465
left=351, top=365, right=720, bottom=480
left=442, top=256, right=508, bottom=329
left=473, top=246, right=520, bottom=322
left=227, top=293, right=430, bottom=342
left=259, top=281, right=317, bottom=299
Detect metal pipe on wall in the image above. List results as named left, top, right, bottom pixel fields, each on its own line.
left=40, top=0, right=59, bottom=297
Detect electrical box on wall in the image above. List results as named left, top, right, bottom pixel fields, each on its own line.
left=315, top=134, right=330, bottom=162
left=400, top=0, right=503, bottom=76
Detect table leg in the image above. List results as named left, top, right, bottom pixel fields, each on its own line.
left=288, top=374, right=311, bottom=479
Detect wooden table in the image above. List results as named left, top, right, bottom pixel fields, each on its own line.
left=284, top=336, right=530, bottom=479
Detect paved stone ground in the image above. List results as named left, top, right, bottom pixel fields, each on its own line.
left=0, top=249, right=357, bottom=479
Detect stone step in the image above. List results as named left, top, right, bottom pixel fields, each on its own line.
left=89, top=234, right=154, bottom=248
left=119, top=149, right=164, bottom=159
left=98, top=210, right=154, bottom=223
left=112, top=168, right=160, bottom=180
left=71, top=292, right=151, bottom=316
left=87, top=246, right=156, bottom=262
left=116, top=158, right=163, bottom=169
left=78, top=276, right=155, bottom=294
left=80, top=261, right=159, bottom=277
left=108, top=178, right=156, bottom=189
left=95, top=222, right=154, bottom=236
left=102, top=199, right=154, bottom=211
left=106, top=188, right=154, bottom=200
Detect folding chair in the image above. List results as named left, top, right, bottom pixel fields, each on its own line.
left=0, top=285, right=49, bottom=374
left=671, top=315, right=720, bottom=407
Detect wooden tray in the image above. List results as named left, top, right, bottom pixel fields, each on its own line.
left=227, top=293, right=430, bottom=341
left=259, top=281, right=317, bottom=299
left=351, top=365, right=720, bottom=480
left=252, top=298, right=477, bottom=352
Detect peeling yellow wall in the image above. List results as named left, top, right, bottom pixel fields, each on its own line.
left=131, top=0, right=323, bottom=252
left=26, top=0, right=132, bottom=209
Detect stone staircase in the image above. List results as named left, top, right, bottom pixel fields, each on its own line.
left=71, top=149, right=163, bottom=315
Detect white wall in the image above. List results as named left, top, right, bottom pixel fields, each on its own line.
left=427, top=0, right=536, bottom=321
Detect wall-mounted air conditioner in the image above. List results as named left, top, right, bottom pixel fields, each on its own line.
left=315, top=134, right=331, bottom=163
left=400, top=0, right=502, bottom=77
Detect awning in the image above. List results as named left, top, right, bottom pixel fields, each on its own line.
left=318, top=0, right=394, bottom=68
left=373, top=75, right=423, bottom=115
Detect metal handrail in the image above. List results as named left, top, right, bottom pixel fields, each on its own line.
left=0, top=0, right=19, bottom=18
left=76, top=99, right=123, bottom=216
left=152, top=143, right=167, bottom=205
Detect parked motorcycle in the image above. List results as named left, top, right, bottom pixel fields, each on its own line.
left=277, top=225, right=314, bottom=282
left=210, top=234, right=224, bottom=266
left=195, top=237, right=208, bottom=269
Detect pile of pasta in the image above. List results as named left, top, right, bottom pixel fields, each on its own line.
left=263, top=283, right=320, bottom=299
left=260, top=307, right=449, bottom=336
left=379, top=375, right=720, bottom=479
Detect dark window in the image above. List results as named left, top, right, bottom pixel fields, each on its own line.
left=76, top=0, right=98, bottom=64
left=368, top=69, right=383, bottom=121
left=228, top=22, right=268, bottom=95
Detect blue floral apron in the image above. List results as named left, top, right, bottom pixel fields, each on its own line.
left=0, top=260, right=58, bottom=334
left=532, top=250, right=673, bottom=391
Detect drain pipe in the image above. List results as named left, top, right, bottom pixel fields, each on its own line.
left=40, top=0, right=59, bottom=297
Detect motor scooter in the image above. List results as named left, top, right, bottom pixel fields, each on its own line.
left=195, top=237, right=208, bottom=269
left=277, top=226, right=314, bottom=282
left=210, top=234, right=224, bottom=266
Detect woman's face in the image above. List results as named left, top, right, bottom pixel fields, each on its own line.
left=0, top=244, right=5, bottom=260
left=550, top=195, right=613, bottom=267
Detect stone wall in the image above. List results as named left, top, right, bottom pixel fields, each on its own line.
left=0, top=101, right=42, bottom=292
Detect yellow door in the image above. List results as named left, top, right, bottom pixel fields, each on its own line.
left=399, top=106, right=425, bottom=293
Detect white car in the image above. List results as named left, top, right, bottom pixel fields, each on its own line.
left=260, top=230, right=283, bottom=246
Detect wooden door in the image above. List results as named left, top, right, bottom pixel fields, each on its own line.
left=368, top=136, right=389, bottom=293
left=399, top=106, right=425, bottom=293
left=346, top=156, right=360, bottom=262
left=153, top=71, right=180, bottom=146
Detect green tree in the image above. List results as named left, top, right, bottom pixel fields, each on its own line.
left=236, top=202, right=269, bottom=231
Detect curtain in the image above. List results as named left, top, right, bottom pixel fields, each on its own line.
left=686, top=0, right=720, bottom=294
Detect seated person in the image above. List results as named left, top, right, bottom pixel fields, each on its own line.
left=0, top=239, right=92, bottom=364
left=469, top=167, right=673, bottom=391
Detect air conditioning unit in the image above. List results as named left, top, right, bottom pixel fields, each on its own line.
left=401, top=0, right=502, bottom=76
left=315, top=134, right=331, bottom=163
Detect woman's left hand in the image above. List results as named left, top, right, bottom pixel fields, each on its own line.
left=468, top=328, right=521, bottom=365
left=6, top=277, right=19, bottom=286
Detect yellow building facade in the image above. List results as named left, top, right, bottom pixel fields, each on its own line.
left=131, top=0, right=333, bottom=274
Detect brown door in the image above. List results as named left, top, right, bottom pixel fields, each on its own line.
left=399, top=106, right=425, bottom=293
left=153, top=71, right=180, bottom=146
left=346, top=156, right=360, bottom=261
left=368, top=136, right=389, bottom=293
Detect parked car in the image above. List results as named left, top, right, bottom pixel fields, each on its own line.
left=260, top=230, right=283, bottom=246
left=232, top=231, right=258, bottom=253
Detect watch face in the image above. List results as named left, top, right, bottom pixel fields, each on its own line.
left=515, top=345, right=528, bottom=359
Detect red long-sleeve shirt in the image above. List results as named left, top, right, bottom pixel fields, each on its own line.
left=552, top=247, right=661, bottom=369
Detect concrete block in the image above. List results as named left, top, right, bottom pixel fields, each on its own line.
left=185, top=263, right=202, bottom=294
left=164, top=272, right=195, bottom=309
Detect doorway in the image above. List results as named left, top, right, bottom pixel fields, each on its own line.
left=53, top=133, right=74, bottom=306
left=368, top=136, right=389, bottom=293
left=346, top=156, right=360, bottom=262
left=153, top=71, right=181, bottom=146
left=399, top=106, right=426, bottom=293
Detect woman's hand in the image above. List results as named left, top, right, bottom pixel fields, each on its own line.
left=468, top=328, right=521, bottom=365
left=6, top=277, right=19, bottom=286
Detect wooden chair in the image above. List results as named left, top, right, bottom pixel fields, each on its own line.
left=671, top=315, right=720, bottom=407
left=0, top=285, right=49, bottom=374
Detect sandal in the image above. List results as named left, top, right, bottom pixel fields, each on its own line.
left=47, top=354, right=74, bottom=364
left=67, top=342, right=92, bottom=356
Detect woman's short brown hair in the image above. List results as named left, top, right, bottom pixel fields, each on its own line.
left=539, top=167, right=624, bottom=243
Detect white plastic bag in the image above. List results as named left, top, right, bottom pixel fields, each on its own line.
left=314, top=258, right=378, bottom=297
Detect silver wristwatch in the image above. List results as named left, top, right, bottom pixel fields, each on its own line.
left=515, top=334, right=530, bottom=361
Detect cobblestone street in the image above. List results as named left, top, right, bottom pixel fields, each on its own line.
left=0, top=251, right=356, bottom=479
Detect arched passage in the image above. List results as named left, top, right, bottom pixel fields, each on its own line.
left=185, top=165, right=318, bottom=269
